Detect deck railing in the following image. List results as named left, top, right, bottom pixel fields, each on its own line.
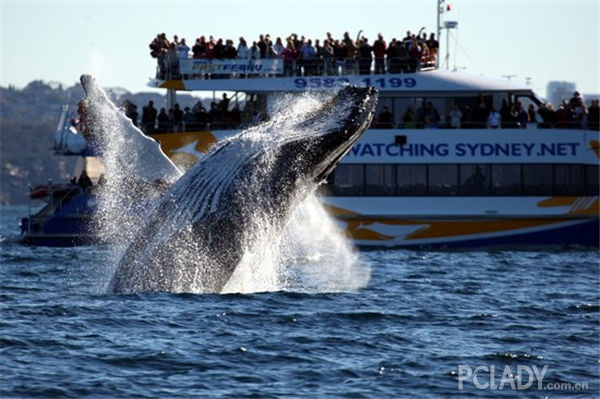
left=155, top=56, right=436, bottom=81
left=145, top=120, right=597, bottom=135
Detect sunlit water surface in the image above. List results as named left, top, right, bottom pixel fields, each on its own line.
left=1, top=206, right=598, bottom=398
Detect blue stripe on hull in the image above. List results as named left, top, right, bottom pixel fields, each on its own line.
left=449, top=219, right=599, bottom=248
left=357, top=219, right=600, bottom=250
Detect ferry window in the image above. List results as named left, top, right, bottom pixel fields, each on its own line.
left=586, top=165, right=599, bottom=195
left=439, top=97, right=458, bottom=125
left=333, top=165, right=364, bottom=196
left=515, top=94, right=539, bottom=110
left=428, top=164, right=458, bottom=195
left=394, top=98, right=413, bottom=128
left=523, top=164, right=553, bottom=195
left=365, top=165, right=395, bottom=195
left=396, top=165, right=427, bottom=195
left=375, top=98, right=395, bottom=128
left=399, top=98, right=424, bottom=129
left=555, top=164, right=585, bottom=195
left=460, top=165, right=491, bottom=195
left=491, top=164, right=521, bottom=195
left=453, top=97, right=479, bottom=111
left=413, top=98, right=445, bottom=129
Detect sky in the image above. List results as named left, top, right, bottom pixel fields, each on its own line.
left=1, top=0, right=599, bottom=99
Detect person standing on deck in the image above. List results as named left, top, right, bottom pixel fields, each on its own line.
left=373, top=34, right=387, bottom=74
left=488, top=107, right=501, bottom=129
left=177, top=38, right=190, bottom=59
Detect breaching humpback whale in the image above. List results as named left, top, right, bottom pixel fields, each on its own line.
left=80, top=75, right=378, bottom=294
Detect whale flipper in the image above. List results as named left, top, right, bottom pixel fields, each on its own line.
left=80, top=74, right=182, bottom=185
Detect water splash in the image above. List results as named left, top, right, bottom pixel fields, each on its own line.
left=85, top=89, right=168, bottom=291
left=222, top=193, right=370, bottom=294
left=91, top=88, right=370, bottom=294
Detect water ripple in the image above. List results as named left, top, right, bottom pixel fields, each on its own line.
left=0, top=206, right=598, bottom=398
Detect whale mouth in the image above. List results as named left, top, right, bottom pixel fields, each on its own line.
left=298, top=85, right=378, bottom=134
left=300, top=85, right=379, bottom=183
left=328, top=85, right=378, bottom=165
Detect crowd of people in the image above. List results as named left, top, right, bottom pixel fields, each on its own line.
left=149, top=30, right=439, bottom=79
left=374, top=92, right=599, bottom=130
left=118, top=92, right=598, bottom=135
left=123, top=94, right=267, bottom=134
left=536, top=92, right=599, bottom=130
left=143, top=32, right=600, bottom=131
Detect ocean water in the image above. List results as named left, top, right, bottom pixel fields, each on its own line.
left=1, top=205, right=598, bottom=398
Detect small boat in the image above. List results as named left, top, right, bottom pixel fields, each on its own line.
left=20, top=106, right=100, bottom=247
left=20, top=182, right=97, bottom=246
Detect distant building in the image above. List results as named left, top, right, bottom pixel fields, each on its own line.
left=582, top=93, right=600, bottom=105
left=546, top=81, right=576, bottom=108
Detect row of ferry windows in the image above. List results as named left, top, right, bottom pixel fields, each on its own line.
left=328, top=164, right=599, bottom=196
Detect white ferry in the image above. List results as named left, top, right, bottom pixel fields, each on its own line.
left=35, top=0, right=597, bottom=248
left=146, top=62, right=599, bottom=248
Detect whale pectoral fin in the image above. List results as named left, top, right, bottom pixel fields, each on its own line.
left=79, top=74, right=183, bottom=184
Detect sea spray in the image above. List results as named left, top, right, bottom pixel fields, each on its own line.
left=83, top=86, right=171, bottom=291
left=280, top=194, right=370, bottom=292
left=222, top=192, right=370, bottom=294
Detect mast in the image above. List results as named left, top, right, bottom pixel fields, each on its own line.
left=166, top=88, right=176, bottom=111
left=436, top=0, right=443, bottom=69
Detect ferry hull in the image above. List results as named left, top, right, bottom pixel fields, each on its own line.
left=19, top=206, right=598, bottom=249
left=337, top=216, right=599, bottom=249
left=151, top=127, right=599, bottom=250
left=321, top=191, right=599, bottom=249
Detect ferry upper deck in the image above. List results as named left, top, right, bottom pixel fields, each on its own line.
left=144, top=32, right=598, bottom=134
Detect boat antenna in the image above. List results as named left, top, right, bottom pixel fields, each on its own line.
left=436, top=0, right=444, bottom=69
